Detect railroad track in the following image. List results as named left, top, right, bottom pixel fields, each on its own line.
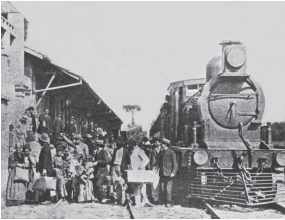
left=203, top=200, right=285, bottom=219
left=126, top=196, right=140, bottom=219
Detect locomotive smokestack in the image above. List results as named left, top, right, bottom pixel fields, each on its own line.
left=206, top=56, right=222, bottom=82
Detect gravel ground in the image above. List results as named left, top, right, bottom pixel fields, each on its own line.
left=214, top=207, right=285, bottom=219
left=1, top=201, right=211, bottom=219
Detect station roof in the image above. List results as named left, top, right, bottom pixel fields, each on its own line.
left=167, top=78, right=206, bottom=91
left=24, top=46, right=123, bottom=125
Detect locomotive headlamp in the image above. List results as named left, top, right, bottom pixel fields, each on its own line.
left=226, top=47, right=246, bottom=68
left=220, top=41, right=247, bottom=76
left=276, top=151, right=285, bottom=167
left=193, top=151, right=208, bottom=166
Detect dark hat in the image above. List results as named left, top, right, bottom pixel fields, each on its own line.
left=56, top=145, right=64, bottom=152
left=74, top=134, right=83, bottom=141
left=161, top=138, right=171, bottom=146
left=27, top=106, right=34, bottom=111
left=153, top=137, right=161, bottom=142
left=38, top=133, right=50, bottom=143
left=142, top=137, right=149, bottom=142
left=116, top=136, right=125, bottom=145
left=129, top=137, right=138, bottom=145
left=96, top=140, right=104, bottom=147
left=98, top=134, right=104, bottom=140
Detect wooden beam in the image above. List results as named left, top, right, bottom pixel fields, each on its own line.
left=36, top=74, right=56, bottom=107
left=35, top=78, right=82, bottom=93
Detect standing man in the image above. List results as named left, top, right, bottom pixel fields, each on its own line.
left=81, top=120, right=89, bottom=141
left=93, top=141, right=111, bottom=203
left=37, top=108, right=53, bottom=138
left=36, top=133, right=54, bottom=204
left=64, top=116, right=77, bottom=141
left=129, top=137, right=152, bottom=207
left=149, top=137, right=162, bottom=205
left=111, top=136, right=130, bottom=205
left=108, top=132, right=117, bottom=157
left=156, top=138, right=178, bottom=208
left=53, top=112, right=64, bottom=140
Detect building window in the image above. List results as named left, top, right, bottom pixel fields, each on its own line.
left=187, top=84, right=198, bottom=90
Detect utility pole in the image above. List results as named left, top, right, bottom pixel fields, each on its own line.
left=123, top=105, right=141, bottom=127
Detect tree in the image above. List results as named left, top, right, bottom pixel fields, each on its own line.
left=123, top=105, right=141, bottom=127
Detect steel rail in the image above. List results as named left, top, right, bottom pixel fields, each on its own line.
left=48, top=199, right=63, bottom=219
left=203, top=200, right=221, bottom=219
left=126, top=197, right=139, bottom=219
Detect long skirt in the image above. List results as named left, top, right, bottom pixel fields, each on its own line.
left=56, top=171, right=67, bottom=198
left=6, top=169, right=28, bottom=206
left=78, top=179, right=95, bottom=202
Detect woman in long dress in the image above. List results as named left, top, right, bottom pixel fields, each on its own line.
left=75, top=156, right=96, bottom=203
left=6, top=144, right=36, bottom=206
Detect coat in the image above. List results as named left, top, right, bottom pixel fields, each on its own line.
left=95, top=149, right=110, bottom=177
left=37, top=114, right=52, bottom=134
left=65, top=122, right=77, bottom=136
left=149, top=148, right=160, bottom=170
left=53, top=118, right=64, bottom=135
left=111, top=147, right=130, bottom=172
left=37, top=143, right=53, bottom=174
left=157, top=148, right=178, bottom=177
left=81, top=125, right=89, bottom=136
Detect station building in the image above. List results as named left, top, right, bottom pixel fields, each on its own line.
left=1, top=2, right=122, bottom=158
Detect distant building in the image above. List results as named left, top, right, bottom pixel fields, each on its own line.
left=1, top=2, right=122, bottom=156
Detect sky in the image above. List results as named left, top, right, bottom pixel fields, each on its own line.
left=12, top=1, right=285, bottom=131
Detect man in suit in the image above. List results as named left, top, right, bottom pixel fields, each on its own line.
left=64, top=116, right=77, bottom=141
left=81, top=120, right=89, bottom=141
left=156, top=138, right=178, bottom=207
left=37, top=108, right=53, bottom=137
left=149, top=137, right=162, bottom=205
left=111, top=136, right=130, bottom=181
left=93, top=141, right=111, bottom=203
left=111, top=136, right=130, bottom=204
left=53, top=112, right=64, bottom=140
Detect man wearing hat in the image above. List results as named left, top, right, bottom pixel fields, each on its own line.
left=53, top=112, right=64, bottom=140
left=81, top=120, right=89, bottom=138
left=36, top=133, right=54, bottom=204
left=129, top=137, right=153, bottom=207
left=93, top=141, right=111, bottom=203
left=156, top=138, right=178, bottom=208
left=64, top=116, right=77, bottom=141
left=61, top=134, right=89, bottom=160
left=149, top=137, right=162, bottom=205
left=107, top=132, right=117, bottom=157
left=111, top=136, right=130, bottom=204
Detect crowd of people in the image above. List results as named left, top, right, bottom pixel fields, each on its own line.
left=6, top=107, right=179, bottom=209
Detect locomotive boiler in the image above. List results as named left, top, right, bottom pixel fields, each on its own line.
left=150, top=41, right=285, bottom=206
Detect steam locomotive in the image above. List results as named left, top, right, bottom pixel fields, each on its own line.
left=150, top=41, right=285, bottom=206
